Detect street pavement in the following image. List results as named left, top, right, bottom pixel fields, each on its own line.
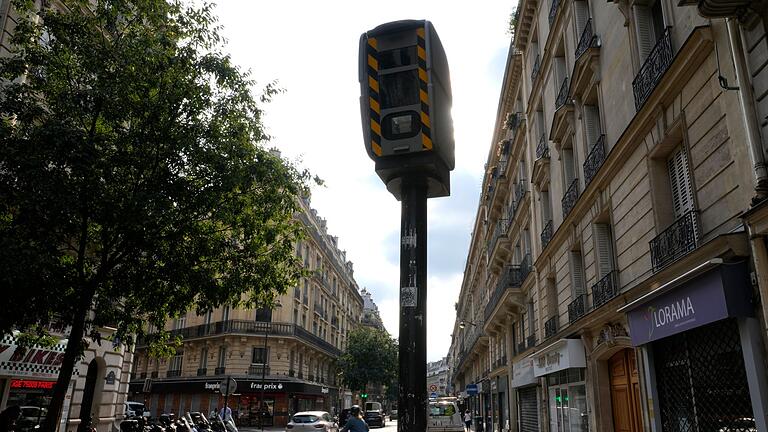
left=240, top=419, right=398, bottom=432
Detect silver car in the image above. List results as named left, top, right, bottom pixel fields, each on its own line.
left=286, top=411, right=338, bottom=432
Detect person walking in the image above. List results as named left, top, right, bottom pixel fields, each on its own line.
left=340, top=405, right=368, bottom=432
left=463, top=410, right=472, bottom=432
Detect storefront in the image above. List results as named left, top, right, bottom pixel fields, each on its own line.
left=510, top=358, right=538, bottom=432
left=490, top=375, right=508, bottom=431
left=132, top=378, right=338, bottom=427
left=622, top=261, right=768, bottom=432
left=532, top=339, right=588, bottom=432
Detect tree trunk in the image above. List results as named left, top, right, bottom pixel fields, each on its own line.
left=41, top=283, right=96, bottom=432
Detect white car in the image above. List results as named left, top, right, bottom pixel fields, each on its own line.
left=286, top=411, right=338, bottom=432
left=427, top=399, right=464, bottom=432
left=124, top=401, right=150, bottom=418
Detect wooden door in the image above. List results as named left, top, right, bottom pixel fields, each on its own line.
left=609, top=349, right=642, bottom=432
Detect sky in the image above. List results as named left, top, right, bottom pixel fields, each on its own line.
left=213, top=1, right=514, bottom=362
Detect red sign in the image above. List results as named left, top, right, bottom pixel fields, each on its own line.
left=10, top=379, right=56, bottom=390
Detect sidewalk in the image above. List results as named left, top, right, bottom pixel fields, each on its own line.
left=239, top=427, right=284, bottom=432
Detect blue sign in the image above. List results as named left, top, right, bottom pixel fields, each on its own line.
left=466, top=384, right=478, bottom=395
left=430, top=392, right=438, bottom=398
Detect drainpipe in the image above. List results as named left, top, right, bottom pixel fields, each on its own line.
left=726, top=18, right=768, bottom=202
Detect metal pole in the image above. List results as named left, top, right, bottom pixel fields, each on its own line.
left=260, top=322, right=269, bottom=431
left=224, top=374, right=231, bottom=420
left=398, top=175, right=428, bottom=432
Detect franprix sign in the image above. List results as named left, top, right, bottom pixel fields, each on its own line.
left=625, top=263, right=752, bottom=346
left=151, top=379, right=335, bottom=396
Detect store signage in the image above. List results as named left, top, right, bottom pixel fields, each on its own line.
left=249, top=382, right=284, bottom=391
left=533, top=339, right=586, bottom=377
left=148, top=379, right=335, bottom=396
left=626, top=264, right=752, bottom=346
left=0, top=334, right=67, bottom=379
left=204, top=382, right=221, bottom=391
left=321, top=387, right=329, bottom=394
left=11, top=379, right=55, bottom=389
left=511, top=358, right=536, bottom=388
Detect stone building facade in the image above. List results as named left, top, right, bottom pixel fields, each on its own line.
left=130, top=196, right=365, bottom=428
left=449, top=1, right=768, bottom=432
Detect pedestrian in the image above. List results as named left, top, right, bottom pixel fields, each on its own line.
left=218, top=405, right=233, bottom=422
left=0, top=405, right=21, bottom=432
left=463, top=410, right=472, bottom=432
left=340, top=405, right=368, bottom=432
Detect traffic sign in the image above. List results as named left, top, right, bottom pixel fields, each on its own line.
left=429, top=384, right=438, bottom=392
left=219, top=377, right=237, bottom=396
left=430, top=392, right=438, bottom=399
left=466, top=384, right=478, bottom=395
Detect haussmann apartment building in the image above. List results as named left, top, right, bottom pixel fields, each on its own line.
left=449, top=0, right=768, bottom=432
left=129, top=195, right=365, bottom=428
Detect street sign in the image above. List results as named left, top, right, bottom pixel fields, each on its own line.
left=430, top=392, right=438, bottom=399
left=466, top=384, right=478, bottom=395
left=429, top=384, right=437, bottom=392
left=219, top=377, right=237, bottom=396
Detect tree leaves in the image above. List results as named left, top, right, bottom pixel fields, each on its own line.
left=337, top=327, right=398, bottom=393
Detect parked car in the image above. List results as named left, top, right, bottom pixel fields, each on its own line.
left=124, top=401, right=150, bottom=418
left=286, top=411, right=338, bottom=432
left=364, top=402, right=385, bottom=428
left=389, top=409, right=398, bottom=420
left=17, top=406, right=46, bottom=432
left=427, top=398, right=464, bottom=432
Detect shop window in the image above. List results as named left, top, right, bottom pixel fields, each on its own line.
left=251, top=347, right=269, bottom=365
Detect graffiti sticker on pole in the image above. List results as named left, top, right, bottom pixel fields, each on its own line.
left=401, top=286, right=417, bottom=307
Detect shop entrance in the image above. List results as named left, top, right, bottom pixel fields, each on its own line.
left=547, top=369, right=588, bottom=432
left=608, top=349, right=642, bottom=432
left=517, top=387, right=538, bottom=432
left=653, top=318, right=754, bottom=432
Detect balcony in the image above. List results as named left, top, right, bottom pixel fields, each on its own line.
left=568, top=294, right=588, bottom=323
left=633, top=27, right=673, bottom=111
left=544, top=316, right=558, bottom=339
left=167, top=370, right=181, bottom=378
left=583, top=134, right=606, bottom=186
left=532, top=135, right=551, bottom=186
left=531, top=54, right=542, bottom=84
left=536, top=134, right=549, bottom=159
left=488, top=219, right=509, bottom=260
left=650, top=210, right=700, bottom=272
left=512, top=180, right=528, bottom=215
left=541, top=220, right=554, bottom=250
left=484, top=255, right=531, bottom=321
left=575, top=19, right=597, bottom=60
left=248, top=365, right=270, bottom=376
left=214, top=367, right=226, bottom=375
left=555, top=77, right=570, bottom=111
left=197, top=368, right=207, bottom=376
left=549, top=0, right=561, bottom=26
left=561, top=178, right=580, bottom=218
left=592, top=271, right=619, bottom=309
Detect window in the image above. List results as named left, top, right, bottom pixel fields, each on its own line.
left=573, top=0, right=590, bottom=38
left=527, top=301, right=536, bottom=337
left=217, top=346, right=226, bottom=368
left=173, top=316, right=186, bottom=330
left=594, top=223, right=616, bottom=278
left=255, top=308, right=272, bottom=322
left=169, top=352, right=183, bottom=372
left=569, top=250, right=586, bottom=296
left=252, top=347, right=269, bottom=365
left=221, top=305, right=230, bottom=322
left=562, top=146, right=577, bottom=186
left=199, top=347, right=208, bottom=369
left=633, top=0, right=666, bottom=63
left=668, top=147, right=694, bottom=219
left=204, top=311, right=212, bottom=326
left=583, top=105, right=602, bottom=149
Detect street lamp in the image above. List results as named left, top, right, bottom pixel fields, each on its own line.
left=458, top=320, right=477, bottom=329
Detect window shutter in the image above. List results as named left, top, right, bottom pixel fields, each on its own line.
left=554, top=57, right=567, bottom=85
left=542, top=191, right=551, bottom=221
left=574, top=0, right=589, bottom=37
left=584, top=105, right=601, bottom=148
left=563, top=148, right=576, bottom=184
left=595, top=223, right=615, bottom=278
left=634, top=5, right=655, bottom=63
left=570, top=251, right=585, bottom=295
left=667, top=147, right=694, bottom=219
left=537, top=110, right=546, bottom=138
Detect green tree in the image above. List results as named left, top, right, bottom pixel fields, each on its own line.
left=338, top=327, right=398, bottom=397
left=0, top=0, right=309, bottom=429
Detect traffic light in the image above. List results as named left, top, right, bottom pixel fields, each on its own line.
left=359, top=19, right=454, bottom=199
left=361, top=393, right=368, bottom=399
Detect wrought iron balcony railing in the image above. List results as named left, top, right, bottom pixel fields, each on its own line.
left=197, top=368, right=207, bottom=376
left=514, top=179, right=527, bottom=209
left=488, top=219, right=509, bottom=255
left=248, top=365, right=270, bottom=376
left=650, top=210, right=700, bottom=272
left=167, top=369, right=181, bottom=378
left=583, top=134, right=606, bottom=186
left=575, top=18, right=596, bottom=60
left=549, top=0, right=561, bottom=25
left=632, top=27, right=673, bottom=111
left=294, top=287, right=301, bottom=299
left=484, top=255, right=531, bottom=320
left=541, top=220, right=554, bottom=250
left=214, top=367, right=226, bottom=375
left=562, top=178, right=580, bottom=217
left=592, top=271, right=619, bottom=309
left=545, top=316, right=558, bottom=339
left=536, top=134, right=549, bottom=159
left=568, top=294, right=588, bottom=323
left=556, top=77, right=570, bottom=110
left=531, top=54, right=541, bottom=83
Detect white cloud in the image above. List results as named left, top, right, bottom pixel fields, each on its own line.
left=213, top=1, right=512, bottom=363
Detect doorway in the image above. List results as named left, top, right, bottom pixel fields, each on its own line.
left=608, top=349, right=642, bottom=432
